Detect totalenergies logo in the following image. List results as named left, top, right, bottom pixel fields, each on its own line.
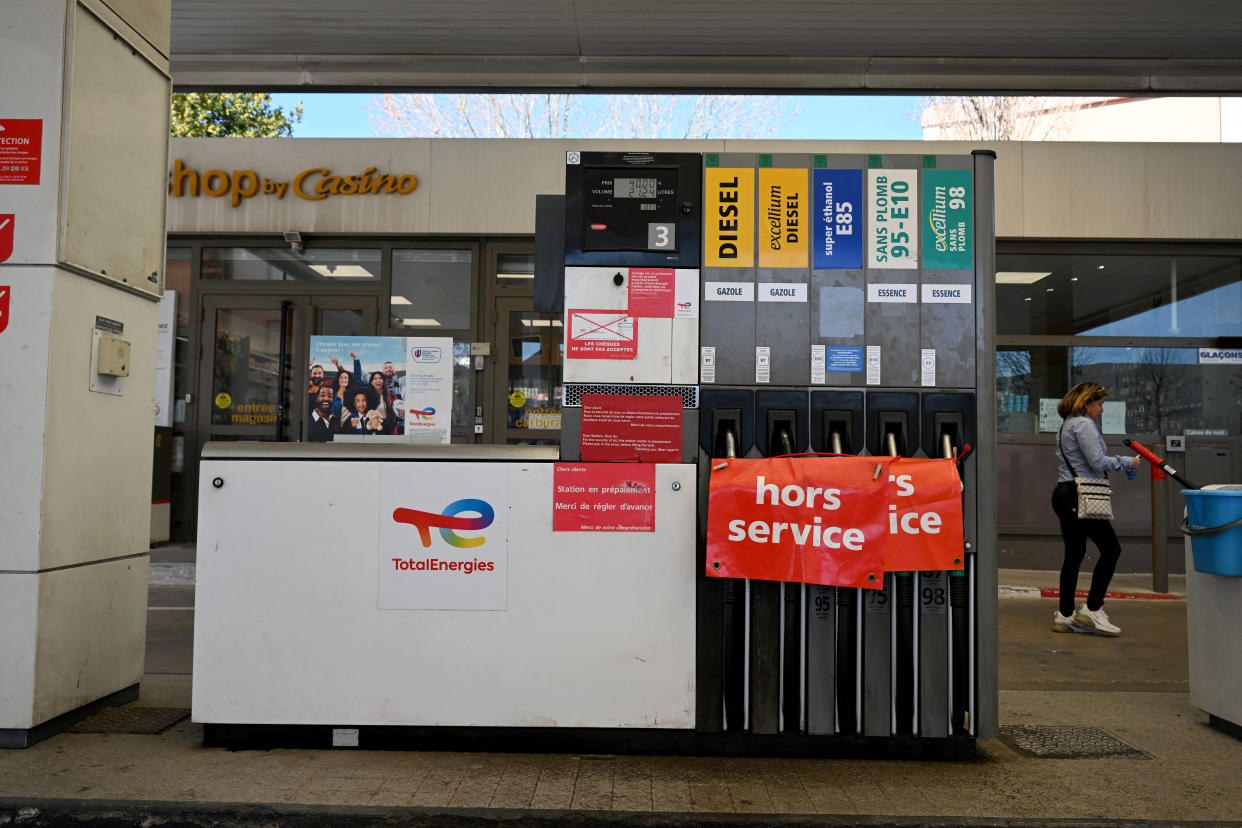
left=409, top=406, right=436, bottom=421
left=393, top=498, right=494, bottom=548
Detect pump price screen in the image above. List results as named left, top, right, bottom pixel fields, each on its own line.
left=614, top=177, right=657, bottom=199
left=583, top=167, right=679, bottom=252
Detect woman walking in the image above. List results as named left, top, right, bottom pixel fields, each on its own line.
left=1050, top=382, right=1141, bottom=636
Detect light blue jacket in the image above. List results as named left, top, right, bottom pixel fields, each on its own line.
left=1056, top=415, right=1130, bottom=482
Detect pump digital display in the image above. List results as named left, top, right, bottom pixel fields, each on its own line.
left=564, top=152, right=700, bottom=268
left=582, top=167, right=679, bottom=252
left=614, top=178, right=658, bottom=199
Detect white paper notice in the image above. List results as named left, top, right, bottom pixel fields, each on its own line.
left=755, top=346, right=771, bottom=384
left=404, top=337, right=454, bottom=445
left=700, top=346, right=716, bottom=384
left=674, top=269, right=699, bottom=318
left=1101, top=401, right=1127, bottom=434
left=811, top=344, right=826, bottom=385
left=154, top=290, right=176, bottom=427
left=866, top=346, right=881, bottom=385
left=1039, top=398, right=1062, bottom=432
left=920, top=349, right=936, bottom=387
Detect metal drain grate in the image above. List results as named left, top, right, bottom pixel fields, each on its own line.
left=68, top=706, right=189, bottom=735
left=999, top=725, right=1153, bottom=759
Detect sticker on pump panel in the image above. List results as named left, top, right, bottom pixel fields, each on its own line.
left=868, top=169, right=918, bottom=269
left=866, top=283, right=917, bottom=303
left=812, top=169, right=863, bottom=270
left=921, top=283, right=972, bottom=304
left=758, top=282, right=808, bottom=303
left=922, top=169, right=972, bottom=269
left=758, top=167, right=809, bottom=269
left=566, top=309, right=637, bottom=360
left=704, top=281, right=754, bottom=302
left=705, top=167, right=754, bottom=267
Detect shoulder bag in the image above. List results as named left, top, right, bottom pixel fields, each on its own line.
left=1057, top=421, right=1113, bottom=520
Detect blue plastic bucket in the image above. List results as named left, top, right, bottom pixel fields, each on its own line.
left=1181, top=489, right=1242, bottom=576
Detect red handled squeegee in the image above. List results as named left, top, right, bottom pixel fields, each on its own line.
left=1123, top=438, right=1200, bottom=490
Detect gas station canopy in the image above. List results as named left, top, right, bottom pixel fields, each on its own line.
left=170, top=0, right=1242, bottom=93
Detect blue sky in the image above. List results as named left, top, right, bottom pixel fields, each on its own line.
left=268, top=93, right=924, bottom=140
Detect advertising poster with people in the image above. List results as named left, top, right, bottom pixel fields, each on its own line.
left=307, top=336, right=409, bottom=442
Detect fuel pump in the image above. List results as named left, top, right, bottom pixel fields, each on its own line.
left=808, top=391, right=865, bottom=734
left=696, top=390, right=754, bottom=732
left=753, top=390, right=808, bottom=733
left=862, top=392, right=919, bottom=737
left=919, top=392, right=974, bottom=738
left=562, top=148, right=998, bottom=754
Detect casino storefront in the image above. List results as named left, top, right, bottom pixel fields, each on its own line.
left=159, top=138, right=1242, bottom=577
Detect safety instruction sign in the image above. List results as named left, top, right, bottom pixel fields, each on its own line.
left=868, top=169, right=917, bottom=269
left=580, top=393, right=682, bottom=463
left=705, top=167, right=754, bottom=267
left=758, top=167, right=808, bottom=269
left=628, top=268, right=675, bottom=317
left=812, top=169, right=863, bottom=269
left=0, top=120, right=41, bottom=185
left=567, top=309, right=637, bottom=359
left=552, top=463, right=656, bottom=532
left=922, top=169, right=972, bottom=269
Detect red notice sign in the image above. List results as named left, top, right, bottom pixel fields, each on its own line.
left=0, top=120, right=42, bottom=185
left=0, top=285, right=9, bottom=335
left=705, top=456, right=964, bottom=588
left=566, top=309, right=637, bottom=359
left=581, top=393, right=682, bottom=463
left=627, top=268, right=675, bottom=317
left=883, top=457, right=965, bottom=572
left=553, top=463, right=656, bottom=532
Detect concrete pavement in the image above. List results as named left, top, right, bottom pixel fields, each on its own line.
left=1, top=559, right=1239, bottom=827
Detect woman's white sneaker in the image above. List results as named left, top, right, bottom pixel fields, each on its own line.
left=1073, top=606, right=1121, bottom=636
left=1052, top=611, right=1092, bottom=633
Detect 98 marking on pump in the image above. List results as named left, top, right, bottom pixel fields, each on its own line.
left=920, top=573, right=948, bottom=614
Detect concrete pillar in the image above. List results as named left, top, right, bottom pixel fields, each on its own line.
left=0, top=0, right=170, bottom=748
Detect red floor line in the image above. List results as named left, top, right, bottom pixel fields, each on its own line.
left=1037, top=587, right=1182, bottom=600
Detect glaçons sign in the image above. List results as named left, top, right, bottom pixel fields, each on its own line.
left=167, top=160, right=418, bottom=206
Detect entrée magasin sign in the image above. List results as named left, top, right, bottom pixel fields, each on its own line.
left=167, top=160, right=418, bottom=207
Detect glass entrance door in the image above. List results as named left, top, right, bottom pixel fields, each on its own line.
left=186, top=294, right=377, bottom=533
left=200, top=297, right=292, bottom=442
left=492, top=296, right=563, bottom=444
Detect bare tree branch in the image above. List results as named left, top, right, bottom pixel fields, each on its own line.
left=368, top=93, right=802, bottom=139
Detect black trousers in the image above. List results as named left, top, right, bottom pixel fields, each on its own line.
left=1051, top=482, right=1122, bottom=617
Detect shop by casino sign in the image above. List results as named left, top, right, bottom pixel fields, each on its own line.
left=168, top=159, right=418, bottom=206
